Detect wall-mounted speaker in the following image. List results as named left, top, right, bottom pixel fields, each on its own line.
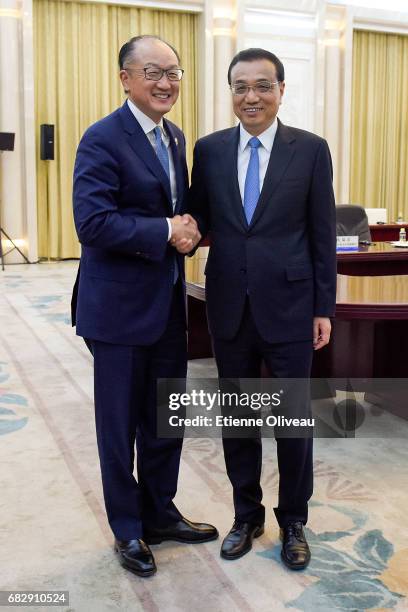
left=0, top=132, right=15, bottom=151
left=40, top=124, right=54, bottom=160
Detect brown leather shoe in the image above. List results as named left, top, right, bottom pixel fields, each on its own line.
left=114, top=539, right=156, bottom=577
left=280, top=522, right=311, bottom=570
left=144, top=517, right=218, bottom=544
left=221, top=521, right=264, bottom=560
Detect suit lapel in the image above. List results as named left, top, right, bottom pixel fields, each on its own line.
left=220, top=126, right=248, bottom=231
left=119, top=102, right=172, bottom=209
left=249, top=120, right=296, bottom=228
left=165, top=119, right=183, bottom=214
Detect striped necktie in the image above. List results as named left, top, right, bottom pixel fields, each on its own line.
left=154, top=126, right=178, bottom=283
left=154, top=126, right=170, bottom=180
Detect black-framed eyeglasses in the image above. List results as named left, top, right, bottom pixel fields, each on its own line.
left=230, top=81, right=279, bottom=95
left=125, top=67, right=184, bottom=81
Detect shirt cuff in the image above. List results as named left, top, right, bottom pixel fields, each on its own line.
left=166, top=218, right=172, bottom=242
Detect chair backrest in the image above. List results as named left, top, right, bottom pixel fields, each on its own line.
left=335, top=204, right=371, bottom=242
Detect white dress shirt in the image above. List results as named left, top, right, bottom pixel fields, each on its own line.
left=127, top=99, right=177, bottom=240
left=237, top=119, right=278, bottom=203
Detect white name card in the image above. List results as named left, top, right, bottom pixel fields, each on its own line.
left=336, top=235, right=359, bottom=251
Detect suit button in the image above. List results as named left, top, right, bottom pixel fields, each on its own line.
left=240, top=268, right=247, bottom=273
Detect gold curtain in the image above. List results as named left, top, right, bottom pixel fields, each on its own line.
left=350, top=30, right=408, bottom=221
left=33, top=0, right=198, bottom=258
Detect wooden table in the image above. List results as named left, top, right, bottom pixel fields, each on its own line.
left=187, top=243, right=408, bottom=321
left=186, top=281, right=210, bottom=359
left=370, top=223, right=408, bottom=242
left=337, top=242, right=408, bottom=275
left=187, top=273, right=408, bottom=362
left=312, top=274, right=408, bottom=375
left=187, top=274, right=408, bottom=417
left=312, top=274, right=408, bottom=418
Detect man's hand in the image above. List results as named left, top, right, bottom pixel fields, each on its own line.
left=170, top=214, right=201, bottom=254
left=313, top=317, right=331, bottom=350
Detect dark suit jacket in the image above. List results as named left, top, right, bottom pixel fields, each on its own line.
left=186, top=119, right=337, bottom=344
left=72, top=101, right=188, bottom=346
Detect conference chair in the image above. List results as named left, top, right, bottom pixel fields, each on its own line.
left=336, top=204, right=372, bottom=242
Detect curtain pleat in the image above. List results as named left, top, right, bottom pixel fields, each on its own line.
left=350, top=30, right=408, bottom=222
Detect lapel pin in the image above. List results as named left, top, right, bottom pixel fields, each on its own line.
left=175, top=137, right=178, bottom=146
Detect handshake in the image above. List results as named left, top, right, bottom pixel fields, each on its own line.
left=170, top=214, right=202, bottom=254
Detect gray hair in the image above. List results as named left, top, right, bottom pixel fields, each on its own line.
left=118, top=35, right=180, bottom=69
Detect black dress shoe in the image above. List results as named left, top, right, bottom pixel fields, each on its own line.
left=114, top=539, right=156, bottom=577
left=144, top=517, right=218, bottom=544
left=280, top=521, right=311, bottom=570
left=220, top=521, right=264, bottom=560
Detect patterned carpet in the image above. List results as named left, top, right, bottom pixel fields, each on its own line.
left=0, top=262, right=407, bottom=612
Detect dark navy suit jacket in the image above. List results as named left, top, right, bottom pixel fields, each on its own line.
left=186, top=120, right=337, bottom=343
left=72, top=101, right=188, bottom=345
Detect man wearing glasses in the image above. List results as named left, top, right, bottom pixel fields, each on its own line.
left=72, top=35, right=217, bottom=578
left=183, top=48, right=336, bottom=570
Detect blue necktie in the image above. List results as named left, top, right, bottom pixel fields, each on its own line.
left=154, top=126, right=178, bottom=283
left=243, top=137, right=261, bottom=225
left=154, top=126, right=170, bottom=180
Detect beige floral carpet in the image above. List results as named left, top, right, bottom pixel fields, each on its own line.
left=0, top=262, right=407, bottom=612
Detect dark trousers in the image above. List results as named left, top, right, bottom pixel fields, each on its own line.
left=212, top=299, right=313, bottom=528
left=89, top=282, right=187, bottom=540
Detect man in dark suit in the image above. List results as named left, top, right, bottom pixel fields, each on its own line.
left=72, top=35, right=217, bottom=577
left=182, top=48, right=336, bottom=570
